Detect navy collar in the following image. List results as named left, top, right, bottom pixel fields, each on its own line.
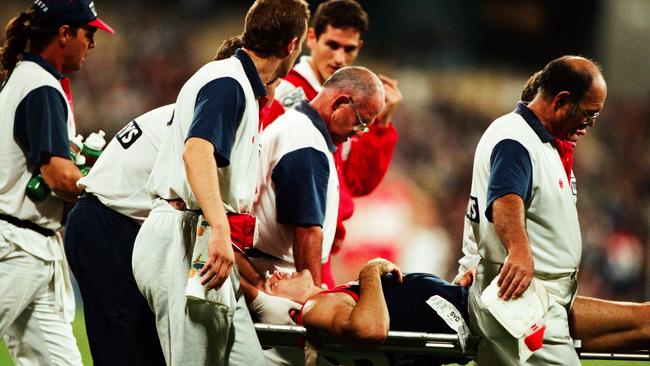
left=514, top=102, right=555, bottom=143
left=22, top=53, right=64, bottom=80
left=234, top=48, right=266, bottom=98
left=295, top=100, right=337, bottom=153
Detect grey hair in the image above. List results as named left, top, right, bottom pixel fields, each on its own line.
left=322, top=66, right=384, bottom=102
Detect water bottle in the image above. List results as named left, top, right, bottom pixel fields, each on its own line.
left=26, top=175, right=51, bottom=202
left=70, top=134, right=84, bottom=156
left=81, top=130, right=106, bottom=166
left=26, top=141, right=90, bottom=201
left=75, top=154, right=90, bottom=176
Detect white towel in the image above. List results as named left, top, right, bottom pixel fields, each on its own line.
left=185, top=215, right=235, bottom=310
left=481, top=275, right=549, bottom=361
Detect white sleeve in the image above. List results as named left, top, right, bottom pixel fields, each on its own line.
left=457, top=217, right=480, bottom=275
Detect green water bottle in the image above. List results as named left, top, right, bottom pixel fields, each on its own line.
left=26, top=146, right=87, bottom=201
left=81, top=130, right=106, bottom=166
left=26, top=175, right=50, bottom=202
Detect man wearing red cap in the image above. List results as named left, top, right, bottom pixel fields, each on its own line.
left=0, top=1, right=113, bottom=364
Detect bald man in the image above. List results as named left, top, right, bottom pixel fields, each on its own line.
left=465, top=56, right=607, bottom=365
left=237, top=66, right=385, bottom=289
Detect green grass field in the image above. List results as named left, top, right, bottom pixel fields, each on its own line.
left=0, top=313, right=647, bottom=365
left=0, top=311, right=93, bottom=365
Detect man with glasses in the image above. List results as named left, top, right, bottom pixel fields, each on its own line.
left=238, top=66, right=384, bottom=289
left=464, top=55, right=607, bottom=365
left=458, top=65, right=649, bottom=360
left=349, top=97, right=371, bottom=133
left=263, top=0, right=402, bottom=289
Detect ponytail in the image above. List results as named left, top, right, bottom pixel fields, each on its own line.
left=0, top=8, right=61, bottom=80
left=0, top=12, right=32, bottom=79
left=214, top=34, right=244, bottom=61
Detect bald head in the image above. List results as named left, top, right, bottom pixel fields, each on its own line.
left=311, top=66, right=385, bottom=144
left=538, top=55, right=606, bottom=103
left=528, top=55, right=607, bottom=143
left=323, top=66, right=385, bottom=107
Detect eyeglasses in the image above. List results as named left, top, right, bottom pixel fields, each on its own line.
left=576, top=104, right=599, bottom=129
left=581, top=109, right=599, bottom=127
left=349, top=97, right=370, bottom=134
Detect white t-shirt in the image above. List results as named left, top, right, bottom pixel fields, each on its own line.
left=0, top=59, right=74, bottom=232
left=146, top=52, right=263, bottom=213
left=78, top=104, right=174, bottom=223
left=466, top=107, right=581, bottom=274
left=253, top=102, right=339, bottom=264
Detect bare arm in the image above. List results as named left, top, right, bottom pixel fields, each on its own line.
left=183, top=137, right=233, bottom=289
left=293, top=225, right=323, bottom=286
left=570, top=296, right=650, bottom=351
left=235, top=251, right=264, bottom=303
left=40, top=155, right=83, bottom=203
left=302, top=258, right=403, bottom=346
left=492, top=193, right=534, bottom=300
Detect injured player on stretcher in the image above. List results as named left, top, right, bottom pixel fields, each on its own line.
left=250, top=257, right=649, bottom=365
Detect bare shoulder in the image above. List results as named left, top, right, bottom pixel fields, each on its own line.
left=302, top=291, right=356, bottom=329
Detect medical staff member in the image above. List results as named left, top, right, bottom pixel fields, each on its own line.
left=0, top=0, right=113, bottom=364
left=465, top=56, right=607, bottom=365
left=246, top=66, right=384, bottom=287
left=265, top=0, right=403, bottom=288
left=64, top=105, right=172, bottom=366
left=131, top=1, right=310, bottom=364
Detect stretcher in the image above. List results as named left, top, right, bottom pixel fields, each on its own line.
left=254, top=323, right=650, bottom=364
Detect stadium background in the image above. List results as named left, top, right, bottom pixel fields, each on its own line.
left=1, top=0, right=648, bottom=364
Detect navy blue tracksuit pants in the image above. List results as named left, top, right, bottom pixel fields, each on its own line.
left=64, top=194, right=165, bottom=366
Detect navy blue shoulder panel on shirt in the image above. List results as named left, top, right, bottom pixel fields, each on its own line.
left=13, top=85, right=70, bottom=168
left=272, top=147, right=330, bottom=227
left=486, top=139, right=533, bottom=222
left=186, top=77, right=245, bottom=167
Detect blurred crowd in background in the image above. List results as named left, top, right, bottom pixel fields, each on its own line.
left=2, top=0, right=648, bottom=301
